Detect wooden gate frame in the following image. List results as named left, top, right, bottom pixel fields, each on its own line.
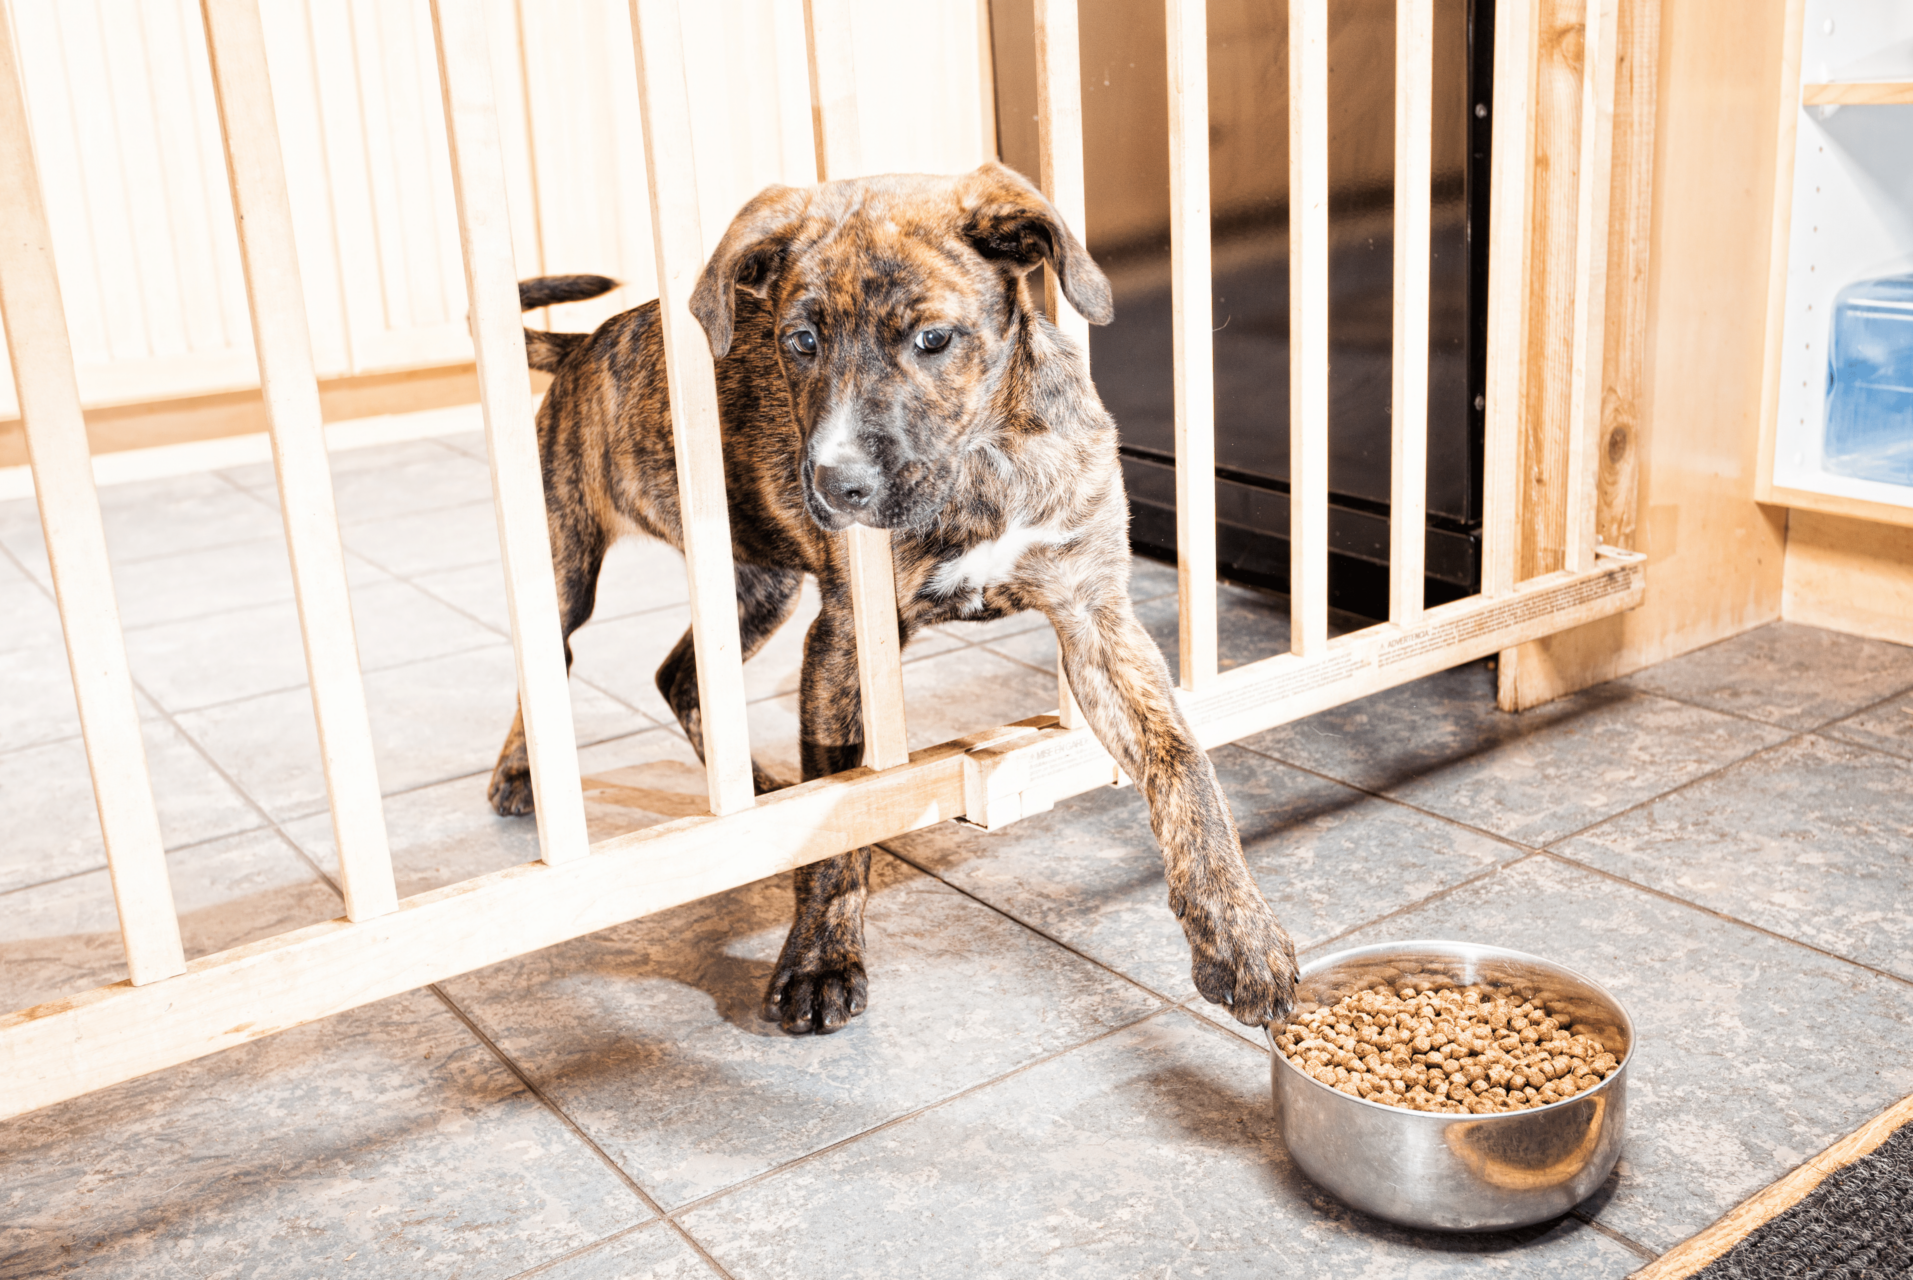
left=0, top=0, right=1644, bottom=1119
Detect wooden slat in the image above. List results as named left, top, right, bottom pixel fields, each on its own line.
left=627, top=0, right=757, bottom=811
left=1288, top=0, right=1330, bottom=657
left=1165, top=0, right=1219, bottom=689
left=1032, top=0, right=1091, bottom=724
left=1389, top=0, right=1435, bottom=628
left=802, top=0, right=911, bottom=769
left=1, top=557, right=1645, bottom=1120
left=1480, top=0, right=1540, bottom=597
left=0, top=0, right=185, bottom=986
left=427, top=0, right=595, bottom=847
left=1563, top=0, right=1621, bottom=573
left=200, top=0, right=396, bottom=922
left=1801, top=81, right=1913, bottom=105
left=1596, top=0, right=1661, bottom=553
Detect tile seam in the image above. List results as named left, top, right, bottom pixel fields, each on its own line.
left=426, top=984, right=741, bottom=1280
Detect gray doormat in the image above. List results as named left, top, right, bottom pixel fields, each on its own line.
left=1695, top=1119, right=1913, bottom=1278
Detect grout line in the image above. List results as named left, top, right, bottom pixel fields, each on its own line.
left=1293, top=854, right=1546, bottom=960
left=1569, top=1210, right=1661, bottom=1263
left=1537, top=732, right=1810, bottom=849
left=498, top=1220, right=662, bottom=1280
left=0, top=816, right=280, bottom=901
left=1538, top=848, right=1913, bottom=993
left=659, top=1004, right=1183, bottom=1222
left=427, top=985, right=741, bottom=1280
left=874, top=841, right=1187, bottom=1010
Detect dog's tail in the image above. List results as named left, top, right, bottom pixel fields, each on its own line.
left=519, top=274, right=619, bottom=372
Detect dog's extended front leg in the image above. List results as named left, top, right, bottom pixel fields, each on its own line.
left=1050, top=589, right=1297, bottom=1027
left=763, top=580, right=873, bottom=1034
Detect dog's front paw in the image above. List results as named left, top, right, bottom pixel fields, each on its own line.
left=1175, top=891, right=1298, bottom=1028
left=762, top=955, right=868, bottom=1035
left=488, top=762, right=535, bottom=816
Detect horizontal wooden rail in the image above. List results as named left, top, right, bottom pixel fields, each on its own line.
left=1801, top=81, right=1913, bottom=105
left=1, top=555, right=1642, bottom=1119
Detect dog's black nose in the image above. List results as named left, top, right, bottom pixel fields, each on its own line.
left=813, top=463, right=882, bottom=511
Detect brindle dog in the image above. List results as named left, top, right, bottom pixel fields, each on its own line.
left=491, top=162, right=1297, bottom=1035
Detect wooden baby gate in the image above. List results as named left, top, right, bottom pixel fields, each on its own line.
left=0, top=0, right=1645, bottom=1117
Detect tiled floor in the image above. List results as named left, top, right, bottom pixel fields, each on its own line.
left=5, top=425, right=1913, bottom=1278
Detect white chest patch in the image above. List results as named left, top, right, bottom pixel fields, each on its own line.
left=928, top=521, right=1077, bottom=597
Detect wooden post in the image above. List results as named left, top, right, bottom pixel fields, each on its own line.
left=1481, top=0, right=1539, bottom=599
left=1031, top=0, right=1093, bottom=723
left=803, top=0, right=912, bottom=768
left=1165, top=0, right=1219, bottom=689
left=429, top=0, right=596, bottom=848
left=627, top=0, right=757, bottom=812
left=200, top=0, right=396, bottom=921
left=1289, top=0, right=1330, bottom=658
left=1390, top=0, right=1435, bottom=629
left=1564, top=0, right=1621, bottom=573
left=0, top=0, right=186, bottom=984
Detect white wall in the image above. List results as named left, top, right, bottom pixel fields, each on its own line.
left=0, top=0, right=995, bottom=417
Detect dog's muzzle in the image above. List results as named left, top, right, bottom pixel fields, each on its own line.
left=806, top=459, right=891, bottom=530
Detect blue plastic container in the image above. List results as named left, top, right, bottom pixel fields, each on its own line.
left=1826, top=272, right=1913, bottom=485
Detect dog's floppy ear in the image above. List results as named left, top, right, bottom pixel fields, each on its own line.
left=690, top=184, right=808, bottom=358
left=959, top=162, right=1114, bottom=325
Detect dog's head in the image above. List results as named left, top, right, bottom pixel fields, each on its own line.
left=689, top=163, right=1112, bottom=532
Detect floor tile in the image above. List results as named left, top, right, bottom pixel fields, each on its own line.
left=1619, top=621, right=1913, bottom=731
left=177, top=646, right=652, bottom=822
left=1558, top=733, right=1913, bottom=981
left=223, top=438, right=496, bottom=528
left=889, top=745, right=1518, bottom=1006
left=411, top=539, right=697, bottom=640
left=1320, top=856, right=1913, bottom=1252
left=0, top=641, right=82, bottom=752
left=529, top=1225, right=722, bottom=1280
left=439, top=850, right=1162, bottom=1210
left=284, top=728, right=707, bottom=899
left=744, top=643, right=1061, bottom=781
left=0, top=989, right=648, bottom=1277
left=341, top=499, right=508, bottom=578
left=1241, top=662, right=1794, bottom=847
left=0, top=574, right=63, bottom=656
left=0, top=473, right=287, bottom=580
left=104, top=537, right=390, bottom=632
left=125, top=579, right=500, bottom=713
left=1, top=828, right=341, bottom=1014
left=1822, top=685, right=1913, bottom=761
left=0, top=720, right=261, bottom=894
left=677, top=1011, right=1642, bottom=1279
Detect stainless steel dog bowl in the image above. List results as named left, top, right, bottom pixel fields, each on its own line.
left=1271, top=940, right=1633, bottom=1233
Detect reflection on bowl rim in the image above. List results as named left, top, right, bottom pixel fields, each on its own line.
left=1271, top=938, right=1637, bottom=1120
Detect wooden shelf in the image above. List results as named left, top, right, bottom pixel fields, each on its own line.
left=1802, top=81, right=1913, bottom=105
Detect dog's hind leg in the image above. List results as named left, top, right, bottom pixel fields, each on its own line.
left=763, top=579, right=874, bottom=1034
left=655, top=561, right=803, bottom=796
left=487, top=511, right=608, bottom=817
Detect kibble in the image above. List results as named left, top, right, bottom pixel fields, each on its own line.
left=1273, top=982, right=1620, bottom=1114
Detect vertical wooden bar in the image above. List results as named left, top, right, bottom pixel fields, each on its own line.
left=1389, top=0, right=1435, bottom=629
left=1288, top=0, right=1331, bottom=658
left=1165, top=0, right=1219, bottom=690
left=1564, top=0, right=1621, bottom=572
left=1481, top=0, right=1540, bottom=598
left=429, top=0, right=596, bottom=847
left=1033, top=0, right=1091, bottom=722
left=200, top=0, right=395, bottom=921
left=0, top=0, right=185, bottom=985
left=1597, top=0, right=1660, bottom=552
left=803, top=0, right=911, bottom=768
left=626, top=0, right=757, bottom=811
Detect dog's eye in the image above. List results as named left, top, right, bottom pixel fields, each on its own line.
left=784, top=330, right=818, bottom=357
left=914, top=329, right=952, bottom=353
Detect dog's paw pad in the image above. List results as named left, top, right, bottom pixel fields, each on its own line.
left=488, top=768, right=536, bottom=817
left=763, top=961, right=868, bottom=1035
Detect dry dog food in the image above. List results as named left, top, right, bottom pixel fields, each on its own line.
left=1274, top=983, right=1620, bottom=1113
